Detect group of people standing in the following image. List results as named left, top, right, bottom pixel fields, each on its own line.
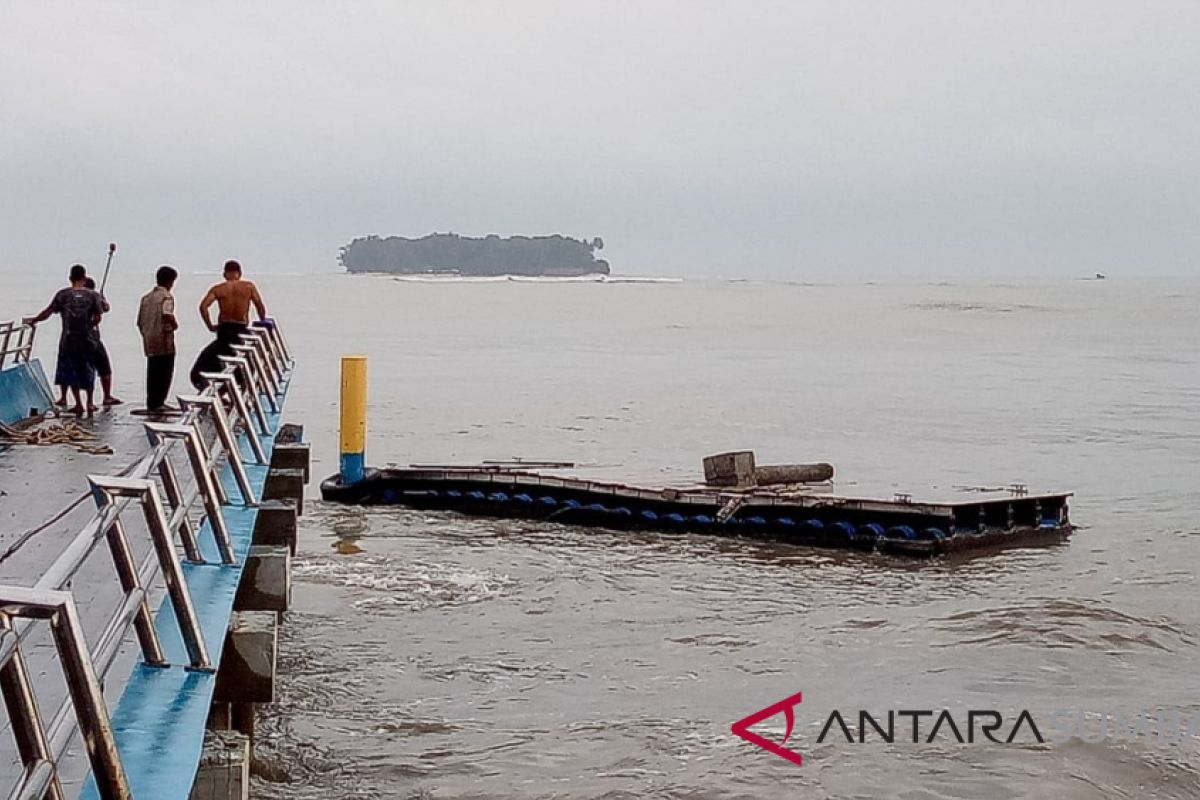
left=24, top=259, right=269, bottom=414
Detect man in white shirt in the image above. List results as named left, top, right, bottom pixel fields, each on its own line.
left=136, top=266, right=180, bottom=412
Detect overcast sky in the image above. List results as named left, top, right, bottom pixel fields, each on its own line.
left=2, top=2, right=1198, bottom=278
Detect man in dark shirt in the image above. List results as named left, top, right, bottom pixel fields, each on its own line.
left=25, top=264, right=107, bottom=414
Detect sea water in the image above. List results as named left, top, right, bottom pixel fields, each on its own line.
left=7, top=272, right=1200, bottom=798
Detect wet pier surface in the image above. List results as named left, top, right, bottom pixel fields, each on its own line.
left=0, top=410, right=161, bottom=792
left=1, top=410, right=157, bottom=567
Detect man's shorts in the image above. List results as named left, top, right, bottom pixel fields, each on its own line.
left=90, top=339, right=112, bottom=378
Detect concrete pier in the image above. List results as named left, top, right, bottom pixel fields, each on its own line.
left=213, top=610, right=278, bottom=706
left=203, top=423, right=306, bottom=784
left=0, top=318, right=303, bottom=799
left=234, top=545, right=292, bottom=616
left=270, top=442, right=311, bottom=482
left=262, top=468, right=305, bottom=515
left=188, top=730, right=250, bottom=800
left=252, top=500, right=298, bottom=554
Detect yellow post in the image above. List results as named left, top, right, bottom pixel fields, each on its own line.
left=339, top=355, right=367, bottom=483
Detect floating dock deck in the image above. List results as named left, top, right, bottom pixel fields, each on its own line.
left=320, top=466, right=1073, bottom=556
left=1, top=319, right=305, bottom=798
left=319, top=356, right=1072, bottom=556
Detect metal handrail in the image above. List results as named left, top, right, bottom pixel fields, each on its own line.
left=0, top=320, right=37, bottom=372
left=0, top=317, right=294, bottom=800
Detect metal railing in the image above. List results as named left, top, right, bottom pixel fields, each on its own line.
left=0, top=321, right=37, bottom=372
left=0, top=318, right=294, bottom=800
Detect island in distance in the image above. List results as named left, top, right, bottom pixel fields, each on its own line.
left=339, top=233, right=610, bottom=277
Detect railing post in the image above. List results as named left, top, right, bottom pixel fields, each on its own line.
left=218, top=356, right=270, bottom=436
left=47, top=592, right=132, bottom=799
left=237, top=334, right=281, bottom=402
left=88, top=479, right=169, bottom=669
left=261, top=317, right=293, bottom=365
left=0, top=587, right=133, bottom=800
left=189, top=411, right=231, bottom=506
left=199, top=372, right=267, bottom=466
left=178, top=394, right=258, bottom=506
left=0, top=614, right=65, bottom=800
left=144, top=426, right=202, bottom=562
left=228, top=346, right=263, bottom=395
left=253, top=334, right=281, bottom=395
left=252, top=320, right=284, bottom=370
left=87, top=477, right=214, bottom=671
left=232, top=345, right=276, bottom=421
left=243, top=328, right=284, bottom=389
left=18, top=323, right=35, bottom=363
left=145, top=421, right=239, bottom=566
left=0, top=322, right=13, bottom=371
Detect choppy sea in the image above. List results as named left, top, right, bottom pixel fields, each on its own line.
left=9, top=271, right=1200, bottom=798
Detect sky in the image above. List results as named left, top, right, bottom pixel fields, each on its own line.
left=2, top=1, right=1198, bottom=279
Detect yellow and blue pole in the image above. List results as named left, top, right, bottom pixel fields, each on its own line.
left=339, top=355, right=367, bottom=484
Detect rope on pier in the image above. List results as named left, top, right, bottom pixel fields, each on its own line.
left=0, top=419, right=114, bottom=456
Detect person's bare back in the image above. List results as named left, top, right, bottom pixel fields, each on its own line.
left=208, top=279, right=261, bottom=323
left=199, top=260, right=267, bottom=330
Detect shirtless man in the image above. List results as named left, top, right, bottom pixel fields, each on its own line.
left=189, top=259, right=268, bottom=390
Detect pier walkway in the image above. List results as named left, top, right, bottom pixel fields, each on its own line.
left=0, top=319, right=298, bottom=799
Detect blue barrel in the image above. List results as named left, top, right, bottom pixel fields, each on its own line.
left=640, top=510, right=659, bottom=521
left=692, top=515, right=713, bottom=525
left=779, top=517, right=796, bottom=527
left=888, top=525, right=917, bottom=540
left=665, top=513, right=685, bottom=523
left=920, top=527, right=948, bottom=541
left=514, top=493, right=533, bottom=504
left=612, top=507, right=632, bottom=516
left=539, top=496, right=557, bottom=506
left=564, top=498, right=582, bottom=509
left=859, top=523, right=886, bottom=541
left=747, top=516, right=766, bottom=526
left=468, top=490, right=486, bottom=500
left=446, top=489, right=463, bottom=498
left=832, top=521, right=856, bottom=538
left=803, top=519, right=825, bottom=531
left=488, top=492, right=509, bottom=503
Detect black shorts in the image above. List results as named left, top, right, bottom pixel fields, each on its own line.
left=89, top=339, right=112, bottom=378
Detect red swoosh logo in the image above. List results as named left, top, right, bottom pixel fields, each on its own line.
left=731, top=691, right=804, bottom=766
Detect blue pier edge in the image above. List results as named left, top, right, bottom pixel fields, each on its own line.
left=79, top=373, right=292, bottom=800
